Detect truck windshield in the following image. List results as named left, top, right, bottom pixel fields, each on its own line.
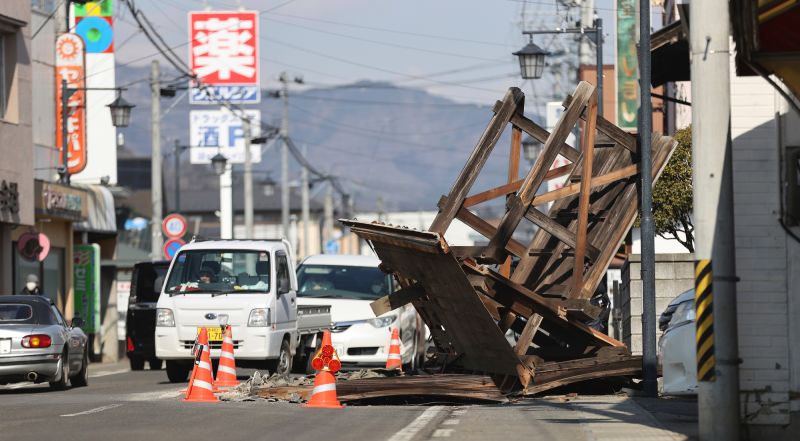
left=297, top=265, right=391, bottom=301
left=165, top=249, right=271, bottom=294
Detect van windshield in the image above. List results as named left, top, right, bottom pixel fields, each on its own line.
left=297, top=265, right=391, bottom=301
left=165, top=249, right=271, bottom=294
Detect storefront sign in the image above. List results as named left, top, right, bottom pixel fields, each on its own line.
left=35, top=181, right=88, bottom=221
left=55, top=33, right=87, bottom=174
left=74, top=244, right=101, bottom=334
left=17, top=231, right=51, bottom=262
left=0, top=180, right=19, bottom=214
left=616, top=0, right=638, bottom=131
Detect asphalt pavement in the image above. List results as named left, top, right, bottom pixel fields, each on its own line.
left=0, top=363, right=690, bottom=441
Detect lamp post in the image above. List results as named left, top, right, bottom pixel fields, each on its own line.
left=515, top=18, right=604, bottom=116
left=59, top=79, right=134, bottom=185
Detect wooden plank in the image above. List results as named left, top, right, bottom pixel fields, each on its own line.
left=429, top=88, right=524, bottom=234
left=437, top=196, right=527, bottom=257
left=462, top=164, right=573, bottom=209
left=502, top=126, right=522, bottom=277
left=529, top=164, right=638, bottom=207
left=564, top=94, right=637, bottom=154
left=483, top=82, right=595, bottom=262
left=524, top=207, right=601, bottom=261
left=509, top=111, right=580, bottom=162
left=370, top=282, right=427, bottom=316
left=572, top=92, right=598, bottom=294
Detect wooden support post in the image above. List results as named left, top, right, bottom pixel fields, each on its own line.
left=501, top=126, right=522, bottom=277
left=524, top=208, right=601, bottom=261
left=430, top=88, right=524, bottom=234
left=572, top=92, right=598, bottom=295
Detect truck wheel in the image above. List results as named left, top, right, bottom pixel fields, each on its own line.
left=166, top=360, right=190, bottom=383
left=129, top=355, right=145, bottom=371
left=266, top=339, right=292, bottom=376
left=148, top=358, right=163, bottom=370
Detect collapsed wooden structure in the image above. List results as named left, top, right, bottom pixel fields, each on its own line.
left=342, top=81, right=677, bottom=394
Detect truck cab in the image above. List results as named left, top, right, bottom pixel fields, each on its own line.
left=155, top=239, right=299, bottom=382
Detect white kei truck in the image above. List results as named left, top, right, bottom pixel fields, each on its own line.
left=155, top=239, right=331, bottom=382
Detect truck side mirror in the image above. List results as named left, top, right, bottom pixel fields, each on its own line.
left=278, top=278, right=290, bottom=295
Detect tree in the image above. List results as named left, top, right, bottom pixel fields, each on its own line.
left=651, top=126, right=694, bottom=252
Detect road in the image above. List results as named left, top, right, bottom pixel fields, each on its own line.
left=0, top=364, right=687, bottom=441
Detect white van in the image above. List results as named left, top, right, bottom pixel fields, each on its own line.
left=155, top=239, right=330, bottom=382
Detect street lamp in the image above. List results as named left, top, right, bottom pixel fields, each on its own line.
left=522, top=136, right=543, bottom=163
left=211, top=153, right=228, bottom=176
left=513, top=40, right=549, bottom=80
left=515, top=19, right=604, bottom=116
left=59, top=79, right=134, bottom=184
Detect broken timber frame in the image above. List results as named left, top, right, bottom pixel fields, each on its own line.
left=342, top=81, right=678, bottom=394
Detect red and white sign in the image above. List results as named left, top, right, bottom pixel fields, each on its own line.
left=17, top=232, right=51, bottom=262
left=55, top=33, right=87, bottom=174
left=189, top=11, right=259, bottom=86
left=162, top=213, right=188, bottom=238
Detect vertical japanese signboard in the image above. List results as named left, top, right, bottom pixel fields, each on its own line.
left=74, top=244, right=100, bottom=334
left=616, top=0, right=638, bottom=130
left=55, top=33, right=87, bottom=174
left=188, top=11, right=260, bottom=104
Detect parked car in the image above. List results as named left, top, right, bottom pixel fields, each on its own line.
left=0, top=295, right=89, bottom=389
left=296, top=254, right=427, bottom=371
left=658, top=289, right=697, bottom=395
left=126, top=261, right=170, bottom=371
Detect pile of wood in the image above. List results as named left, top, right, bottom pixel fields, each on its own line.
left=342, top=81, right=677, bottom=395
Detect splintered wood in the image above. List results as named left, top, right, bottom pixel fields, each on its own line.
left=341, top=82, right=677, bottom=395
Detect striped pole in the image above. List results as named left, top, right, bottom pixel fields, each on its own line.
left=695, top=260, right=715, bottom=382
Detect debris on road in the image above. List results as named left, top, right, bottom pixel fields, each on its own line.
left=340, top=81, right=677, bottom=395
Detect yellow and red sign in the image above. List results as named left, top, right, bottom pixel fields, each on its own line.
left=55, top=33, right=87, bottom=174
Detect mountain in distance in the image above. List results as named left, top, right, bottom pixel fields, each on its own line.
left=117, top=64, right=536, bottom=213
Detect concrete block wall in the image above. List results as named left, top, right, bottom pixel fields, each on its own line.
left=619, top=253, right=695, bottom=355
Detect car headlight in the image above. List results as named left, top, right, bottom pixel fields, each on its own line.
left=156, top=308, right=175, bottom=327
left=668, top=301, right=695, bottom=328
left=248, top=308, right=270, bottom=327
left=367, top=315, right=397, bottom=328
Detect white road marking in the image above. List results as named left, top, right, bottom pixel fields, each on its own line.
left=451, top=409, right=467, bottom=416
left=386, top=406, right=444, bottom=441
left=126, top=388, right=184, bottom=401
left=432, top=429, right=454, bottom=438
left=441, top=419, right=460, bottom=425
left=60, top=404, right=123, bottom=417
left=89, top=368, right=129, bottom=378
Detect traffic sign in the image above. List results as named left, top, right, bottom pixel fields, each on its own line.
left=162, top=213, right=188, bottom=238
left=163, top=238, right=186, bottom=260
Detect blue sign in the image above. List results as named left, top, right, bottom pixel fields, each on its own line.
left=163, top=239, right=185, bottom=260
left=190, top=85, right=260, bottom=104
left=324, top=239, right=340, bottom=255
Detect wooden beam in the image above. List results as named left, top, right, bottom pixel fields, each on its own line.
left=429, top=88, right=524, bottom=234
left=483, top=82, right=595, bottom=262
left=509, top=112, right=580, bottom=162
left=462, top=164, right=573, bottom=209
left=524, top=208, right=601, bottom=261
left=502, top=127, right=522, bottom=277
left=572, top=92, right=598, bottom=294
left=369, top=282, right=427, bottom=316
left=563, top=94, right=637, bottom=154
left=529, top=164, right=638, bottom=207
left=437, top=196, right=528, bottom=257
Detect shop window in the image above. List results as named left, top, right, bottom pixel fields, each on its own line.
left=12, top=243, right=66, bottom=307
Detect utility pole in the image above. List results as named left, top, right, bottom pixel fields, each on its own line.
left=243, top=118, right=254, bottom=238
left=323, top=184, right=333, bottom=249
left=301, top=144, right=310, bottom=258
left=638, top=0, right=658, bottom=397
left=691, top=0, right=740, bottom=437
left=280, top=72, right=290, bottom=239
left=578, top=0, right=595, bottom=66
left=150, top=60, right=163, bottom=259
left=173, top=140, right=181, bottom=212
left=220, top=162, right=233, bottom=239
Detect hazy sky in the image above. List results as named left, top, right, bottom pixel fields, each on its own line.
left=113, top=0, right=660, bottom=105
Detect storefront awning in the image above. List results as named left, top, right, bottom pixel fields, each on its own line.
left=650, top=20, right=690, bottom=87
left=73, top=184, right=117, bottom=234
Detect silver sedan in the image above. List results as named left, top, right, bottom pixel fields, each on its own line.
left=0, top=295, right=89, bottom=389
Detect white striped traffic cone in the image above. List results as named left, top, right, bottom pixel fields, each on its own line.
left=215, top=325, right=239, bottom=388
left=184, top=328, right=219, bottom=403
left=385, top=327, right=402, bottom=371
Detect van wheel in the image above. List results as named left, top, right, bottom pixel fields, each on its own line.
left=166, top=361, right=190, bottom=383
left=266, top=339, right=292, bottom=376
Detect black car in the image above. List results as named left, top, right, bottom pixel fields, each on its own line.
left=126, top=261, right=169, bottom=371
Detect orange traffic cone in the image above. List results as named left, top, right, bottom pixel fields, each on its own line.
left=215, top=325, right=239, bottom=388
left=385, top=327, right=402, bottom=370
left=305, top=330, right=343, bottom=409
left=184, top=328, right=219, bottom=403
